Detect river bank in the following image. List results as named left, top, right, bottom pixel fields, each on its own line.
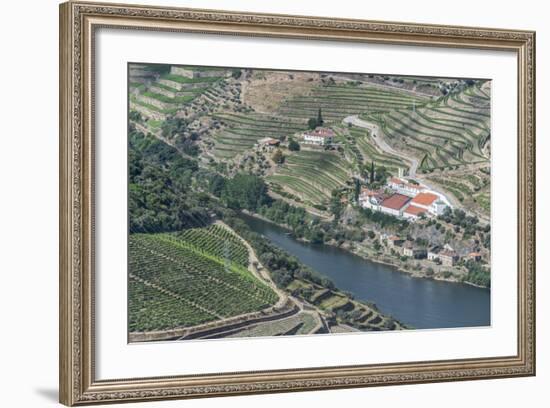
left=238, top=212, right=490, bottom=330
left=240, top=209, right=487, bottom=290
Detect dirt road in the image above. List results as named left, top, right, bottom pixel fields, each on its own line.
left=343, top=115, right=419, bottom=176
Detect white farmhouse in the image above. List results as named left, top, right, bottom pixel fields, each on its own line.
left=302, top=127, right=334, bottom=146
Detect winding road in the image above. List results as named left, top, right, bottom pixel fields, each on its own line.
left=342, top=115, right=419, bottom=177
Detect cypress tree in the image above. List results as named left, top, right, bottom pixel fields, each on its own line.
left=370, top=161, right=375, bottom=184
left=317, top=108, right=324, bottom=126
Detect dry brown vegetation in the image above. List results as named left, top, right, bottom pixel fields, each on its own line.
left=241, top=71, right=321, bottom=114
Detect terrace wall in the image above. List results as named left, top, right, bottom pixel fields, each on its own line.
left=128, top=298, right=298, bottom=342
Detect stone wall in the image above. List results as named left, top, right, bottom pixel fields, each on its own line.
left=131, top=103, right=166, bottom=122
left=170, top=65, right=229, bottom=79
left=149, top=85, right=176, bottom=99
left=135, top=94, right=171, bottom=111
left=170, top=66, right=194, bottom=78
left=196, top=69, right=229, bottom=78
left=157, top=78, right=184, bottom=91
left=128, top=298, right=298, bottom=342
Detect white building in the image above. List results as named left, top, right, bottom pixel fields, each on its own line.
left=387, top=177, right=450, bottom=217
left=409, top=192, right=447, bottom=216
left=388, top=177, right=426, bottom=197
left=358, top=188, right=387, bottom=211
left=302, top=128, right=334, bottom=146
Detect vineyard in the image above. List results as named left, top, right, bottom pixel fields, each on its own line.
left=362, top=82, right=491, bottom=170
left=343, top=126, right=406, bottom=173
left=129, top=225, right=279, bottom=333
left=210, top=112, right=307, bottom=159
left=129, top=64, right=228, bottom=133
left=267, top=150, right=352, bottom=206
left=277, top=83, right=432, bottom=122
left=423, top=168, right=491, bottom=217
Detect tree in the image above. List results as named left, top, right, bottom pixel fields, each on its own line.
left=129, top=110, right=142, bottom=122
left=272, top=149, right=285, bottom=164
left=288, top=138, right=300, bottom=151
left=231, top=69, right=242, bottom=79
left=317, top=108, right=324, bottom=126
left=307, top=117, right=318, bottom=130
left=354, top=179, right=361, bottom=202
left=329, top=193, right=343, bottom=221
left=221, top=174, right=271, bottom=211
left=374, top=165, right=389, bottom=184
left=369, top=161, right=375, bottom=184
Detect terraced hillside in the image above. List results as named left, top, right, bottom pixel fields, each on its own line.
left=129, top=64, right=231, bottom=133
left=338, top=125, right=407, bottom=174
left=362, top=82, right=491, bottom=171
left=277, top=83, right=432, bottom=122
left=267, top=150, right=352, bottom=207
left=210, top=112, right=307, bottom=159
left=226, top=312, right=320, bottom=338
left=422, top=166, right=491, bottom=218
left=286, top=279, right=402, bottom=331
left=129, top=225, right=279, bottom=332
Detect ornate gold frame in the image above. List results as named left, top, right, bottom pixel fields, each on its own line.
left=59, top=1, right=536, bottom=405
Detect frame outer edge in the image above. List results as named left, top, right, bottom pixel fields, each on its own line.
left=60, top=1, right=76, bottom=406
left=59, top=1, right=536, bottom=404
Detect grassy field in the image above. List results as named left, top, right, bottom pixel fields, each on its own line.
left=129, top=225, right=279, bottom=332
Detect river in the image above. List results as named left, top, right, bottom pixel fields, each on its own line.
left=240, top=214, right=490, bottom=330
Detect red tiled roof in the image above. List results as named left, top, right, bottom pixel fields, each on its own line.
left=304, top=127, right=334, bottom=138
left=389, top=177, right=403, bottom=185
left=381, top=194, right=411, bottom=210
left=411, top=192, right=438, bottom=206
left=404, top=205, right=427, bottom=216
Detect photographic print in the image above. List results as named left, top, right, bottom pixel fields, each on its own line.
left=127, top=63, right=491, bottom=343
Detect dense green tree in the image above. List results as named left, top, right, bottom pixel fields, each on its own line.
left=231, top=69, right=242, bottom=79
left=208, top=174, right=226, bottom=197
left=354, top=179, right=361, bottom=202
left=221, top=174, right=271, bottom=211
left=161, top=116, right=187, bottom=139
left=129, top=110, right=142, bottom=122
left=272, top=149, right=285, bottom=164
left=288, top=138, right=300, bottom=151
left=317, top=108, right=324, bottom=126
left=128, top=129, right=209, bottom=233
left=374, top=165, right=389, bottom=184
left=369, top=161, right=375, bottom=184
